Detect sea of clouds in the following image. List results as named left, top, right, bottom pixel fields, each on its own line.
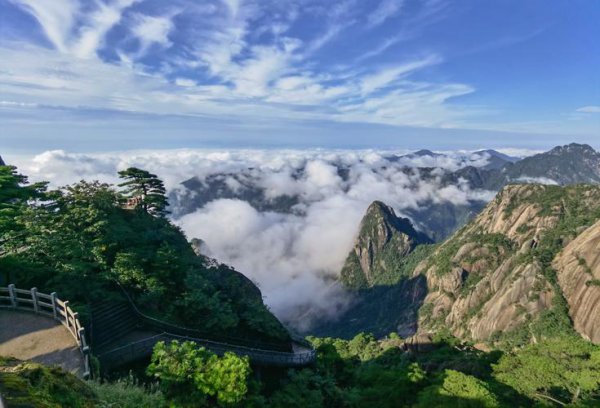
left=10, top=148, right=538, bottom=330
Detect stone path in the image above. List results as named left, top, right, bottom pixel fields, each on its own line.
left=0, top=310, right=84, bottom=376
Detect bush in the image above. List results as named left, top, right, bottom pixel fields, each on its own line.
left=147, top=341, right=251, bottom=406
left=415, top=369, right=500, bottom=408
left=89, top=375, right=166, bottom=408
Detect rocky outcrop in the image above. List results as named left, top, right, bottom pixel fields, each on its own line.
left=416, top=184, right=600, bottom=343
left=340, top=201, right=431, bottom=289
left=554, top=220, right=600, bottom=343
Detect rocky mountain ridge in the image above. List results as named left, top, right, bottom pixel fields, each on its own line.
left=319, top=183, right=600, bottom=346
left=415, top=183, right=600, bottom=345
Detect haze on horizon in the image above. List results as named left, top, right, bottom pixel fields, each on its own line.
left=0, top=0, right=598, bottom=154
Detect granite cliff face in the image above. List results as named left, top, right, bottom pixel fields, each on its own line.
left=553, top=220, right=600, bottom=343
left=415, top=184, right=600, bottom=344
left=340, top=201, right=431, bottom=289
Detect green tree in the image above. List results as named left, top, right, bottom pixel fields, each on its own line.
left=0, top=165, right=47, bottom=282
left=415, top=370, right=500, bottom=408
left=493, top=337, right=600, bottom=406
left=0, top=165, right=46, bottom=240
left=118, top=167, right=169, bottom=216
left=147, top=340, right=251, bottom=407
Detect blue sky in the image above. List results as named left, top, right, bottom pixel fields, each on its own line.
left=0, top=0, right=598, bottom=153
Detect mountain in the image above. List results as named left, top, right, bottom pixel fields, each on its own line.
left=170, top=144, right=600, bottom=244
left=339, top=201, right=432, bottom=289
left=0, top=155, right=5, bottom=166
left=502, top=143, right=600, bottom=185
left=315, top=183, right=600, bottom=345
left=405, top=149, right=445, bottom=158
left=416, top=183, right=600, bottom=346
left=553, top=219, right=600, bottom=343
left=311, top=201, right=433, bottom=338
left=474, top=149, right=519, bottom=170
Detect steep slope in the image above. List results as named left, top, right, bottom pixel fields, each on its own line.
left=340, top=201, right=431, bottom=289
left=0, top=156, right=5, bottom=166
left=309, top=201, right=433, bottom=338
left=416, top=184, right=600, bottom=345
left=553, top=220, right=600, bottom=343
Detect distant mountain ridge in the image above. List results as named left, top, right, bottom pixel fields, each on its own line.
left=502, top=143, right=600, bottom=185
left=170, top=143, right=600, bottom=243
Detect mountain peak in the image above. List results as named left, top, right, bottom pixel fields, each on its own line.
left=548, top=143, right=597, bottom=156
left=365, top=200, right=394, bottom=218
left=340, top=201, right=430, bottom=289
left=408, top=149, right=443, bottom=158
left=0, top=155, right=5, bottom=166
left=504, top=142, right=600, bottom=185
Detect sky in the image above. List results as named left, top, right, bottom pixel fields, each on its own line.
left=0, top=0, right=599, bottom=154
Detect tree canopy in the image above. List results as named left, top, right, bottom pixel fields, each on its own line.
left=118, top=167, right=169, bottom=217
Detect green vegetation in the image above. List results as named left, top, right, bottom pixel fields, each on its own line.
left=90, top=375, right=166, bottom=408
left=339, top=201, right=433, bottom=290
left=4, top=166, right=600, bottom=407
left=427, top=238, right=463, bottom=276
left=372, top=243, right=436, bottom=286
left=0, top=357, right=97, bottom=407
left=493, top=336, right=600, bottom=406
left=496, top=185, right=600, bottom=348
left=0, top=164, right=289, bottom=346
left=8, top=331, right=600, bottom=407
left=118, top=167, right=169, bottom=217
left=147, top=341, right=251, bottom=406
left=415, top=370, right=500, bottom=408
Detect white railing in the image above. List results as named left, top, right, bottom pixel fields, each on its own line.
left=0, top=284, right=91, bottom=379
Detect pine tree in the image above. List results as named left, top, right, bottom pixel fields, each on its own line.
left=118, top=167, right=169, bottom=216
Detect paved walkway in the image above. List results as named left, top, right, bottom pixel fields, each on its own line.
left=0, top=310, right=84, bottom=377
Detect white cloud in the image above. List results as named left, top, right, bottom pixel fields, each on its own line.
left=3, top=0, right=495, bottom=132
left=12, top=0, right=138, bottom=58
left=360, top=55, right=442, bottom=95
left=0, top=43, right=478, bottom=129
left=576, top=106, right=600, bottom=113
left=367, top=0, right=404, bottom=28
left=13, top=148, right=499, bottom=329
left=74, top=0, right=140, bottom=58
left=514, top=176, right=559, bottom=185
left=10, top=0, right=79, bottom=52
left=132, top=13, right=174, bottom=54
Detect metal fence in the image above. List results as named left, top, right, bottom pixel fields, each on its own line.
left=0, top=284, right=91, bottom=379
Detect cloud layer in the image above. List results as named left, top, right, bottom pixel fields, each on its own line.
left=12, top=148, right=511, bottom=329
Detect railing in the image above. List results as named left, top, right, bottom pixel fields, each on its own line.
left=116, top=283, right=292, bottom=352
left=96, top=284, right=317, bottom=369
left=0, top=284, right=91, bottom=379
left=98, top=332, right=316, bottom=371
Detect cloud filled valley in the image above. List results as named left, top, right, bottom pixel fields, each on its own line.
left=11, top=148, right=533, bottom=329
